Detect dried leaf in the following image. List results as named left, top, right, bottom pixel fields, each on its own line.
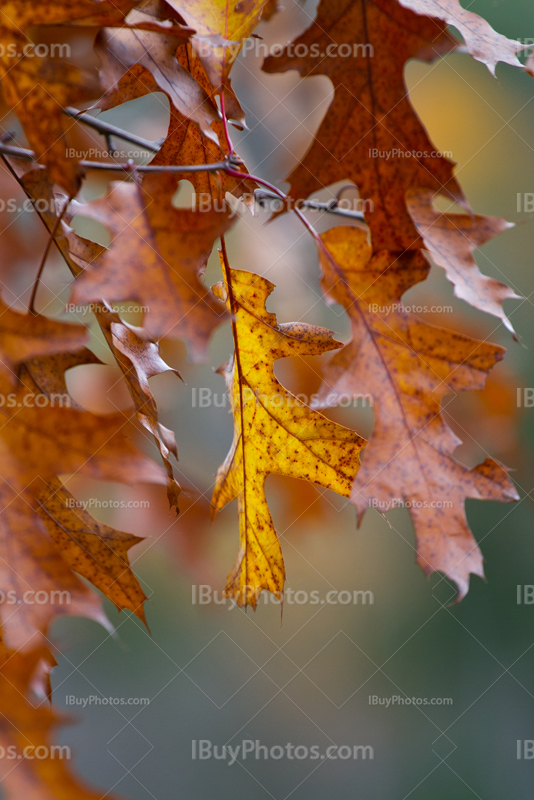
left=0, top=369, right=165, bottom=647
left=167, top=0, right=266, bottom=88
left=407, top=188, right=520, bottom=333
left=149, top=43, right=255, bottom=204
left=0, top=303, right=89, bottom=384
left=21, top=348, right=103, bottom=411
left=398, top=0, right=526, bottom=74
left=212, top=266, right=366, bottom=607
left=315, top=226, right=518, bottom=599
left=65, top=225, right=182, bottom=508
left=96, top=8, right=217, bottom=143
left=263, top=0, right=464, bottom=251
left=38, top=479, right=148, bottom=622
left=0, top=648, right=124, bottom=800
left=69, top=172, right=233, bottom=355
left=0, top=498, right=111, bottom=651
left=6, top=161, right=182, bottom=509
left=96, top=29, right=254, bottom=202
left=0, top=0, right=139, bottom=192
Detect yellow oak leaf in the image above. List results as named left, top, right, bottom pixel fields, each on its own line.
left=212, top=265, right=366, bottom=607
left=167, top=0, right=267, bottom=88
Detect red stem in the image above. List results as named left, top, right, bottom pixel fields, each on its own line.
left=219, top=90, right=234, bottom=155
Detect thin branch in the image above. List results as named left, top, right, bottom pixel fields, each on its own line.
left=80, top=159, right=230, bottom=173
left=0, top=141, right=230, bottom=174
left=0, top=143, right=34, bottom=159
left=0, top=142, right=367, bottom=221
left=254, top=189, right=366, bottom=221
left=63, top=107, right=161, bottom=153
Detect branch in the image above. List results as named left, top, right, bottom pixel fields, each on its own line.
left=0, top=141, right=367, bottom=222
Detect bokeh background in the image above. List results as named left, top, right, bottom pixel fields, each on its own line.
left=1, top=0, right=534, bottom=797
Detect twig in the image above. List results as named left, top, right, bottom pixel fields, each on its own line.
left=0, top=141, right=367, bottom=222
left=0, top=141, right=231, bottom=174
left=254, top=189, right=366, bottom=221
left=81, top=159, right=230, bottom=173
left=0, top=143, right=34, bottom=159
left=63, top=107, right=161, bottom=153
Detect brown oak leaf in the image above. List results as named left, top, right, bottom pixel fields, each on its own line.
left=263, top=0, right=464, bottom=252
left=315, top=226, right=518, bottom=599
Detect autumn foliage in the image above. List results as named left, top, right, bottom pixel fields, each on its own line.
left=0, top=0, right=527, bottom=796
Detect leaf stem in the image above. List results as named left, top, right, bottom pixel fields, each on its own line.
left=28, top=193, right=72, bottom=314
left=219, top=234, right=250, bottom=602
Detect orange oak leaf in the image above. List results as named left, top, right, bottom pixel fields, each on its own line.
left=0, top=1, right=139, bottom=28
left=37, top=479, right=148, bottom=622
left=95, top=7, right=217, bottom=144
left=65, top=226, right=182, bottom=509
left=0, top=303, right=89, bottom=384
left=0, top=648, right=125, bottom=800
left=96, top=23, right=254, bottom=203
left=0, top=1, right=140, bottom=193
left=0, top=50, right=94, bottom=194
left=69, top=172, right=233, bottom=355
left=21, top=348, right=103, bottom=411
left=148, top=42, right=255, bottom=205
left=6, top=161, right=182, bottom=509
left=0, top=497, right=111, bottom=652
left=315, top=226, right=518, bottom=599
left=0, top=365, right=165, bottom=648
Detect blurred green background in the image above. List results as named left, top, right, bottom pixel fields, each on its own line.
left=2, top=0, right=534, bottom=797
